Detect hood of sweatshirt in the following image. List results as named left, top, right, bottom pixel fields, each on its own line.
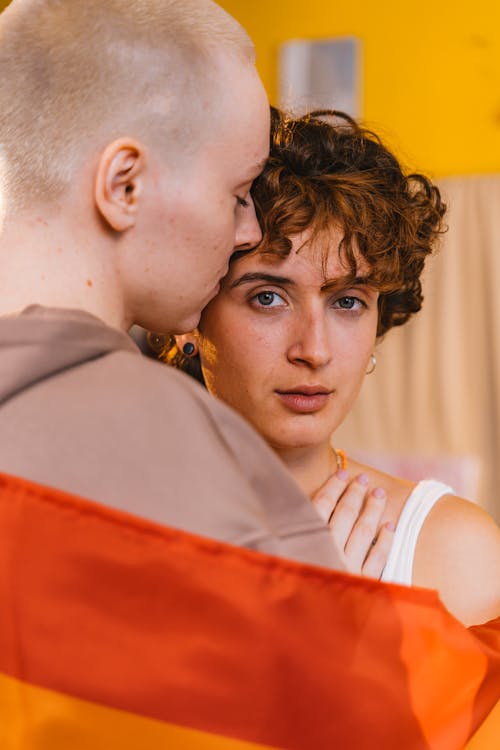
left=0, top=306, right=139, bottom=406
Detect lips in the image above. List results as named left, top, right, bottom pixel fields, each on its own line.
left=275, top=386, right=333, bottom=414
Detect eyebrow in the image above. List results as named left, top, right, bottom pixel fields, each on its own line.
left=230, top=272, right=295, bottom=289
left=230, top=272, right=372, bottom=291
left=320, top=275, right=372, bottom=293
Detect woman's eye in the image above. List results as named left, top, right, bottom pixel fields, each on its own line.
left=236, top=195, right=250, bottom=208
left=334, top=296, right=364, bottom=310
left=252, top=291, right=284, bottom=307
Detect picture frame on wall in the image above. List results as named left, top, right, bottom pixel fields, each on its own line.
left=278, top=36, right=362, bottom=117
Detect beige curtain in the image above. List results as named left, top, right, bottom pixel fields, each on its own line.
left=335, top=174, right=500, bottom=522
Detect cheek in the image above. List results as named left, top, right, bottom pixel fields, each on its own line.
left=198, top=318, right=242, bottom=390
left=171, top=195, right=229, bottom=250
left=205, top=198, right=235, bottom=242
left=201, top=337, right=257, bottom=387
left=200, top=329, right=272, bottom=402
left=335, top=326, right=376, bottom=380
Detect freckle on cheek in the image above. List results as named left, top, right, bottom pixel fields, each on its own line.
left=86, top=279, right=93, bottom=288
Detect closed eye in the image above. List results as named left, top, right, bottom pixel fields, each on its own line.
left=235, top=195, right=251, bottom=208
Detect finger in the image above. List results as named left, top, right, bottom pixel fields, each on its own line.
left=343, top=488, right=387, bottom=570
left=328, top=473, right=371, bottom=550
left=312, top=469, right=350, bottom=522
left=362, top=521, right=395, bottom=579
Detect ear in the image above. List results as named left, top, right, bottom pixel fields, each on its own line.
left=94, top=138, right=145, bottom=232
left=175, top=332, right=199, bottom=356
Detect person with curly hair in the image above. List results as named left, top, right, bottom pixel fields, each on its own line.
left=162, top=108, right=500, bottom=626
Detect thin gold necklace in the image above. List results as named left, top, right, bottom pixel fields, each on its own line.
left=332, top=448, right=347, bottom=471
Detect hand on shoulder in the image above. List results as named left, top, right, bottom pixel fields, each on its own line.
left=413, top=495, right=500, bottom=626
left=312, top=470, right=395, bottom=579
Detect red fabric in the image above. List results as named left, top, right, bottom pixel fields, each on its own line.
left=0, top=472, right=499, bottom=750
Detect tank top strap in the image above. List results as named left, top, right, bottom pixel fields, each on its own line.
left=381, top=479, right=454, bottom=585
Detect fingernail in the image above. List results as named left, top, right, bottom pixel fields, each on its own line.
left=336, top=469, right=349, bottom=481
left=357, top=473, right=369, bottom=486
left=373, top=487, right=386, bottom=499
left=384, top=521, right=396, bottom=532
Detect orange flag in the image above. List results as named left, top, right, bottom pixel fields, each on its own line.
left=0, top=472, right=498, bottom=750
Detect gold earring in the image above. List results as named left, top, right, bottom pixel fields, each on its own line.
left=366, top=353, right=377, bottom=375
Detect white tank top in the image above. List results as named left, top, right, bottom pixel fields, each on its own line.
left=381, top=479, right=454, bottom=585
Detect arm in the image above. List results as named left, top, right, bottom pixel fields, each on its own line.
left=413, top=495, right=500, bottom=626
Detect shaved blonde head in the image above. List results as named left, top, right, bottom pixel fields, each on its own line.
left=0, top=0, right=254, bottom=211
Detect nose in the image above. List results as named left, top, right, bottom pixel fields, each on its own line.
left=286, top=310, right=333, bottom=369
left=234, top=197, right=262, bottom=251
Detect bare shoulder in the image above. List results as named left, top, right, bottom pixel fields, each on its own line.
left=413, top=494, right=500, bottom=626
left=344, top=457, right=414, bottom=523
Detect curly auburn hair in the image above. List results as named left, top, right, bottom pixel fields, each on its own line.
left=254, top=107, right=446, bottom=337
left=156, top=106, right=446, bottom=382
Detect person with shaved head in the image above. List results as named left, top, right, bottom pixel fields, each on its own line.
left=0, top=0, right=344, bottom=565
left=1, top=5, right=499, bottom=749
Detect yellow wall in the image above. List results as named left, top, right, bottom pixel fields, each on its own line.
left=219, top=0, right=500, bottom=177
left=2, top=0, right=499, bottom=176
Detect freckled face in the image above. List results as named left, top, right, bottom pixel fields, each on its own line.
left=197, top=228, right=380, bottom=452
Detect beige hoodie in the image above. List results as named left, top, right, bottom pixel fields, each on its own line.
left=0, top=306, right=343, bottom=568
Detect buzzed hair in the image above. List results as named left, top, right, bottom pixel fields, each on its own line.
left=0, top=0, right=254, bottom=211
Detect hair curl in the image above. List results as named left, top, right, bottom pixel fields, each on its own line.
left=158, top=106, right=446, bottom=382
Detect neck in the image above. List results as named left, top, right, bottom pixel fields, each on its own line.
left=272, top=441, right=338, bottom=498
left=0, top=208, right=126, bottom=330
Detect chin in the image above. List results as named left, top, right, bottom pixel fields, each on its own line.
left=170, top=310, right=202, bottom=336
left=265, top=429, right=324, bottom=453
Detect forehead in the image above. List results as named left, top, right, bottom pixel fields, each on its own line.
left=205, top=55, right=270, bottom=172
left=229, top=228, right=370, bottom=283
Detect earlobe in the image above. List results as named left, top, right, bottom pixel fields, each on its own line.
left=94, top=138, right=145, bottom=232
